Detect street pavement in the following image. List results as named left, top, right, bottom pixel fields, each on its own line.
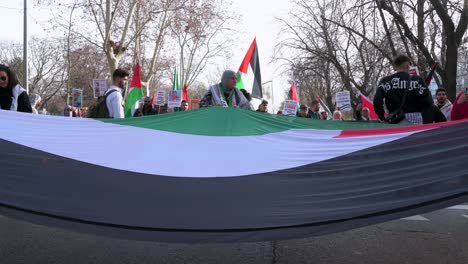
left=1, top=204, right=468, bottom=264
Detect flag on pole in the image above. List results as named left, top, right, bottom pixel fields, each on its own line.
left=288, top=81, right=298, bottom=101
left=124, top=63, right=144, bottom=118
left=425, top=62, right=438, bottom=88
left=316, top=96, right=332, bottom=117
left=359, top=93, right=379, bottom=120
left=172, top=67, right=180, bottom=90
left=182, top=84, right=188, bottom=101
left=236, top=37, right=263, bottom=98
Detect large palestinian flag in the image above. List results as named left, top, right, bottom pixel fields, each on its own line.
left=1, top=108, right=468, bottom=243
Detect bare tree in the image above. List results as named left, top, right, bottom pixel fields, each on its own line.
left=169, top=0, right=238, bottom=88
left=378, top=0, right=468, bottom=101
left=28, top=37, right=67, bottom=108
left=0, top=39, right=66, bottom=109
left=274, top=0, right=388, bottom=110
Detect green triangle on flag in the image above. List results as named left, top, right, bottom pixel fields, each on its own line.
left=236, top=37, right=262, bottom=98
left=124, top=63, right=144, bottom=118
left=236, top=71, right=245, bottom=89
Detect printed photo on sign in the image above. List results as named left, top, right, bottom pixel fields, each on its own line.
left=92, top=79, right=107, bottom=98
left=72, top=88, right=83, bottom=108
left=155, top=90, right=166, bottom=106
left=282, top=100, right=298, bottom=116
left=335, top=91, right=351, bottom=111
left=168, top=90, right=182, bottom=108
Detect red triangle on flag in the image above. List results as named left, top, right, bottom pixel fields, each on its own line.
left=129, top=63, right=142, bottom=88
left=360, top=94, right=379, bottom=120
left=182, top=84, right=188, bottom=101
left=289, top=82, right=298, bottom=101
left=238, top=38, right=257, bottom=74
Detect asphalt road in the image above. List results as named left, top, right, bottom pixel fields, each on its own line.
left=1, top=204, right=468, bottom=264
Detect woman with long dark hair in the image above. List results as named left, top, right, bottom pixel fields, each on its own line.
left=0, top=64, right=32, bottom=113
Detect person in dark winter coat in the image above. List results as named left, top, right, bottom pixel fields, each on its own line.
left=0, top=64, right=32, bottom=113
left=373, top=55, right=433, bottom=125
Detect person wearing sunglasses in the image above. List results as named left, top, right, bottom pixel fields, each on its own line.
left=0, top=64, right=32, bottom=113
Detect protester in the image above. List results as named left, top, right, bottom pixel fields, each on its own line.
left=256, top=100, right=268, bottom=113
left=199, top=70, right=252, bottom=110
left=332, top=110, right=343, bottom=121
left=64, top=105, right=73, bottom=117
left=320, top=111, right=328, bottom=120
left=435, top=88, right=452, bottom=121
left=450, top=88, right=468, bottom=120
left=277, top=110, right=283, bottom=115
left=134, top=96, right=158, bottom=117
left=308, top=100, right=320, bottom=119
left=422, top=104, right=447, bottom=123
left=80, top=107, right=88, bottom=117
left=373, top=54, right=432, bottom=125
left=354, top=103, right=363, bottom=121
left=355, top=105, right=377, bottom=122
left=361, top=107, right=371, bottom=121
left=180, top=100, right=189, bottom=111
left=106, top=68, right=129, bottom=119
left=158, top=103, right=169, bottom=114
left=297, top=104, right=310, bottom=118
left=0, top=64, right=32, bottom=113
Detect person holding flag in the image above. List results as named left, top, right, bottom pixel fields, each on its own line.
left=199, top=70, right=252, bottom=110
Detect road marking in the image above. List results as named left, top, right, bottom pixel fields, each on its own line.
left=448, top=205, right=468, bottom=210
left=401, top=215, right=429, bottom=221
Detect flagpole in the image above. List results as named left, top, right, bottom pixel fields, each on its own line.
left=23, top=0, right=28, bottom=94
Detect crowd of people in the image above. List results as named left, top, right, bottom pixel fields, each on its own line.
left=1, top=58, right=468, bottom=123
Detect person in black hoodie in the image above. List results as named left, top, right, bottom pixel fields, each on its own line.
left=0, top=64, right=32, bottom=113
left=373, top=55, right=432, bottom=124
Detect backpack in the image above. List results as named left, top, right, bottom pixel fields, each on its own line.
left=87, top=89, right=118, bottom=118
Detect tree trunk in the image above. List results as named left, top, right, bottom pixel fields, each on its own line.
left=444, top=36, right=459, bottom=101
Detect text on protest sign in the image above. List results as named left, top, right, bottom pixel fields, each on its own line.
left=335, top=91, right=351, bottom=111
left=155, top=90, right=166, bottom=106
left=282, top=100, right=298, bottom=116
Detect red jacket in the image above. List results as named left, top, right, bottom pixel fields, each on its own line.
left=451, top=92, right=468, bottom=120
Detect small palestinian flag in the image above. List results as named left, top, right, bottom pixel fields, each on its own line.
left=1, top=109, right=468, bottom=243
left=289, top=81, right=298, bottom=101
left=236, top=37, right=263, bottom=98
left=124, top=63, right=144, bottom=118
